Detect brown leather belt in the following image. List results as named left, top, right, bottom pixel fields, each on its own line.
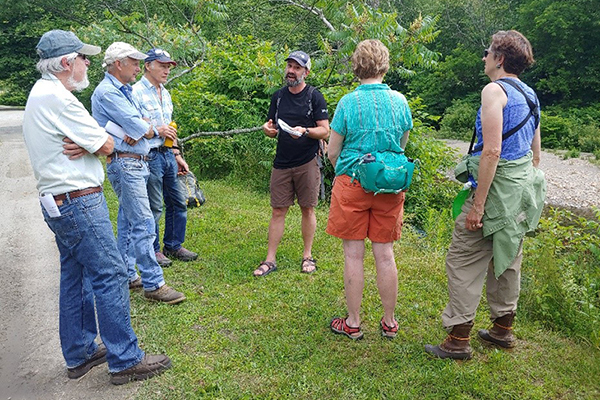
left=54, top=186, right=103, bottom=202
left=106, top=152, right=149, bottom=163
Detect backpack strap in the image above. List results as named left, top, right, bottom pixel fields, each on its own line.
left=274, top=85, right=317, bottom=127
left=469, top=79, right=539, bottom=154
left=306, top=85, right=316, bottom=121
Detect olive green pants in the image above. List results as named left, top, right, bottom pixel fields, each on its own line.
left=441, top=197, right=522, bottom=331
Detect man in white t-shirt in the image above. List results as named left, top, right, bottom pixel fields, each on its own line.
left=22, top=29, right=171, bottom=385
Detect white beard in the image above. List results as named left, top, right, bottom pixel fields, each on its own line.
left=67, top=69, right=90, bottom=92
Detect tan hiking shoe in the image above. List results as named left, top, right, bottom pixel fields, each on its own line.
left=144, top=285, right=186, bottom=304
left=110, top=354, right=171, bottom=385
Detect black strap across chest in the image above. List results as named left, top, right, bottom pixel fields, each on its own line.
left=468, top=78, right=540, bottom=154
left=274, top=85, right=317, bottom=126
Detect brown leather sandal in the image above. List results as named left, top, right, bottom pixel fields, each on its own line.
left=253, top=261, right=277, bottom=277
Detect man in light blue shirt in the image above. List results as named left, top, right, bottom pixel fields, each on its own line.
left=91, top=42, right=185, bottom=305
left=132, top=48, right=197, bottom=267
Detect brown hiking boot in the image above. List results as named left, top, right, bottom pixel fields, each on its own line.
left=478, top=312, right=516, bottom=348
left=425, top=321, right=474, bottom=360
left=67, top=343, right=107, bottom=379
left=144, top=285, right=186, bottom=304
left=128, top=277, right=143, bottom=290
left=110, top=354, right=171, bottom=385
left=163, top=246, right=198, bottom=262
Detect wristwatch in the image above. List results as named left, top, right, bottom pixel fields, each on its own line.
left=303, top=127, right=310, bottom=137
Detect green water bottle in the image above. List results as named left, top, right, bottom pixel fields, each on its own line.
left=452, top=181, right=472, bottom=220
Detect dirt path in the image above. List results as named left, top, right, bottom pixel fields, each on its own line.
left=0, top=110, right=136, bottom=400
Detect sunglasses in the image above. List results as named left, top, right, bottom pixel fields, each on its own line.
left=483, top=49, right=491, bottom=58
left=77, top=53, right=88, bottom=61
left=153, top=49, right=171, bottom=58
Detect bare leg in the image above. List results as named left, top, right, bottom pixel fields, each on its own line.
left=343, top=239, right=365, bottom=327
left=372, top=241, right=398, bottom=327
left=254, top=207, right=288, bottom=276
left=300, top=206, right=316, bottom=260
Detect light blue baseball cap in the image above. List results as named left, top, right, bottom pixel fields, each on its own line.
left=36, top=30, right=101, bottom=59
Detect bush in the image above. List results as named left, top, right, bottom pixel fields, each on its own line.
left=437, top=97, right=479, bottom=140
left=541, top=113, right=577, bottom=149
left=577, top=123, right=600, bottom=153
left=521, top=208, right=600, bottom=348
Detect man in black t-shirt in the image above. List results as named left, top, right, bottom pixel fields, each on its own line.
left=253, top=51, right=330, bottom=277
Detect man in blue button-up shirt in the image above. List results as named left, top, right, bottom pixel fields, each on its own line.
left=91, top=41, right=185, bottom=305
left=132, top=48, right=198, bottom=267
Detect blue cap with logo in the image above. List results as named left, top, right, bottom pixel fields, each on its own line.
left=145, top=48, right=177, bottom=66
left=36, top=30, right=101, bottom=59
left=285, top=51, right=311, bottom=70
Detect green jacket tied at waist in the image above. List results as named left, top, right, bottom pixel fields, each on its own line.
left=454, top=151, right=547, bottom=278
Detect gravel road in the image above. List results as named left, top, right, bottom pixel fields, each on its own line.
left=0, top=111, right=598, bottom=400
left=444, top=139, right=600, bottom=213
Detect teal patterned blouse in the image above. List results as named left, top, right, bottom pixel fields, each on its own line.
left=330, top=83, right=413, bottom=177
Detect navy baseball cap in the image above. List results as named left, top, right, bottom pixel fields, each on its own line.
left=145, top=48, right=177, bottom=66
left=36, top=30, right=101, bottom=59
left=285, top=51, right=311, bottom=69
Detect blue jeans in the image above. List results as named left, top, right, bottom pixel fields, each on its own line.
left=41, top=191, right=144, bottom=373
left=147, top=149, right=188, bottom=252
left=107, top=157, right=165, bottom=291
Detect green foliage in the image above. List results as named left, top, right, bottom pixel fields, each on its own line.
left=518, top=0, right=600, bottom=106
left=521, top=208, right=600, bottom=348
left=403, top=126, right=458, bottom=226
left=408, top=45, right=483, bottom=117
left=437, top=97, right=479, bottom=140
left=171, top=35, right=278, bottom=137
left=539, top=107, right=600, bottom=153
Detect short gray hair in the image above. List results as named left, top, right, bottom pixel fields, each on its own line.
left=36, top=52, right=78, bottom=75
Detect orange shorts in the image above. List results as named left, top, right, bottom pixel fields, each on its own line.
left=326, top=174, right=405, bottom=243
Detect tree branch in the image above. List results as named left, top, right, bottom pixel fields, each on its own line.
left=274, top=0, right=336, bottom=31
left=102, top=1, right=155, bottom=48
left=180, top=126, right=264, bottom=143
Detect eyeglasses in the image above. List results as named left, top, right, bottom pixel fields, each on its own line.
left=77, top=53, right=88, bottom=61
left=483, top=49, right=491, bottom=58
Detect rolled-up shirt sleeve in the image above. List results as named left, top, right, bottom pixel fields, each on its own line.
left=97, top=89, right=149, bottom=140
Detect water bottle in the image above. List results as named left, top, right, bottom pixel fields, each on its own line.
left=164, top=121, right=177, bottom=147
left=361, top=153, right=376, bottom=164
left=452, top=181, right=472, bottom=220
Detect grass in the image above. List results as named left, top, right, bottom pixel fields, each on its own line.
left=103, top=179, right=600, bottom=399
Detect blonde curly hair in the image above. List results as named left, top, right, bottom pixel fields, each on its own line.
left=352, top=39, right=390, bottom=80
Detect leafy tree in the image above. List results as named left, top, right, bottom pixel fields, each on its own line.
left=517, top=0, right=600, bottom=105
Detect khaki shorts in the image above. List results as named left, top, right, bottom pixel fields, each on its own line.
left=326, top=174, right=405, bottom=243
left=270, top=157, right=320, bottom=208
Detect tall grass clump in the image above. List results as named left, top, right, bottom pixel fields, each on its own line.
left=520, top=208, right=600, bottom=348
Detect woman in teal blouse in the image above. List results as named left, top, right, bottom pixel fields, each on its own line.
left=327, top=39, right=413, bottom=340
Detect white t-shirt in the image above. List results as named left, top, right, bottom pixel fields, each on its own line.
left=23, top=73, right=108, bottom=195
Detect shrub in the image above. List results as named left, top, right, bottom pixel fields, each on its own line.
left=577, top=123, right=600, bottom=153
left=521, top=208, right=600, bottom=348
left=437, top=97, right=479, bottom=140
left=540, top=113, right=576, bottom=149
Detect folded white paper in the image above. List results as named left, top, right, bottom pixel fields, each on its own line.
left=105, top=121, right=126, bottom=140
left=277, top=119, right=302, bottom=137
left=40, top=193, right=61, bottom=217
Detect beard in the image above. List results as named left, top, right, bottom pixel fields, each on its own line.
left=67, top=69, right=90, bottom=92
left=285, top=72, right=306, bottom=87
